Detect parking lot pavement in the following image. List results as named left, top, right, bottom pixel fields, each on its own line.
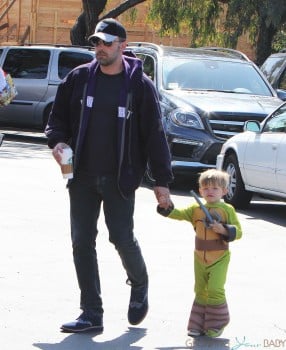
left=1, top=140, right=286, bottom=350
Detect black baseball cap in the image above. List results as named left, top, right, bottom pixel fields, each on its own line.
left=88, top=18, right=127, bottom=43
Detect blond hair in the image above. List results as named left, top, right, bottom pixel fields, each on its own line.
left=199, top=169, right=229, bottom=189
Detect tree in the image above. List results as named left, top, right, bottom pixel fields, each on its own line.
left=71, top=0, right=286, bottom=64
left=148, top=0, right=286, bottom=64
left=223, top=0, right=286, bottom=65
left=70, top=0, right=146, bottom=46
left=272, top=25, right=286, bottom=52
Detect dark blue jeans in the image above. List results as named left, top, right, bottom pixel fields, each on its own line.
left=68, top=173, right=148, bottom=316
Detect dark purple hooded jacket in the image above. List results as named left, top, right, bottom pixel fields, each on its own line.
left=45, top=54, right=173, bottom=197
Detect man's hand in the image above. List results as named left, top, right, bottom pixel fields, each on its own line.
left=52, top=142, right=70, bottom=165
left=153, top=186, right=172, bottom=209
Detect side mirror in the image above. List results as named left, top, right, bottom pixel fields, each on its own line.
left=0, top=133, right=4, bottom=146
left=244, top=120, right=260, bottom=132
left=276, top=89, right=286, bottom=101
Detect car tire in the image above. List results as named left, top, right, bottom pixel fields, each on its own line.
left=223, top=153, right=252, bottom=209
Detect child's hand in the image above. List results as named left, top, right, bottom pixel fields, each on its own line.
left=209, top=221, right=227, bottom=235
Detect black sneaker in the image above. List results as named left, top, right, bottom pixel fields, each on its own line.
left=60, top=312, right=103, bottom=333
left=127, top=282, right=148, bottom=325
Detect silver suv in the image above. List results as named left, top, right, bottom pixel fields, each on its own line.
left=0, top=45, right=94, bottom=130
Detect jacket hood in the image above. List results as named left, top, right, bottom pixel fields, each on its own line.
left=122, top=54, right=143, bottom=84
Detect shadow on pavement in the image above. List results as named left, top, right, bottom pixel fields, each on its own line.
left=239, top=200, right=286, bottom=227
left=189, top=336, right=230, bottom=349
left=156, top=336, right=230, bottom=349
left=0, top=140, right=51, bottom=159
left=33, top=327, right=146, bottom=350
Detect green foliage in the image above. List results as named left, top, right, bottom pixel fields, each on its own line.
left=123, top=7, right=138, bottom=24
left=149, top=0, right=286, bottom=52
left=223, top=0, right=259, bottom=47
left=273, top=28, right=286, bottom=52
left=149, top=0, right=183, bottom=34
left=149, top=0, right=225, bottom=46
left=148, top=0, right=237, bottom=46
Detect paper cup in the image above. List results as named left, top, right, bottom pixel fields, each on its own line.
left=60, top=147, right=73, bottom=179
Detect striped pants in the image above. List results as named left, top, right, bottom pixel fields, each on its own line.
left=188, top=251, right=230, bottom=333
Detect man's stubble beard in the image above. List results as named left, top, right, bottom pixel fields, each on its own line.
left=96, top=47, right=121, bottom=67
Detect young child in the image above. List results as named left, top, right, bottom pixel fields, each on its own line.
left=157, top=169, right=242, bottom=338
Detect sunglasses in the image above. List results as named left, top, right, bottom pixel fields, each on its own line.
left=90, top=37, right=122, bottom=47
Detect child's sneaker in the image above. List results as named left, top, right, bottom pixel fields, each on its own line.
left=187, top=329, right=205, bottom=338
left=206, top=328, right=224, bottom=338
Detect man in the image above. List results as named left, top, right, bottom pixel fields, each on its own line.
left=45, top=18, right=173, bottom=333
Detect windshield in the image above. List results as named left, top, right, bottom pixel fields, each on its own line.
left=162, top=58, right=273, bottom=96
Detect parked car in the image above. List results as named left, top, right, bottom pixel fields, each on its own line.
left=260, top=50, right=286, bottom=100
left=216, top=102, right=286, bottom=208
left=0, top=43, right=284, bottom=181
left=0, top=45, right=95, bottom=130
left=127, top=43, right=284, bottom=180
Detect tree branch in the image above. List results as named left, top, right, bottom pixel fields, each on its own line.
left=101, top=0, right=146, bottom=20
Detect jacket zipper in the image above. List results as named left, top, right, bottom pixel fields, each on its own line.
left=117, top=92, right=132, bottom=199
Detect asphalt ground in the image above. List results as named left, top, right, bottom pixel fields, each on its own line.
left=1, top=139, right=286, bottom=350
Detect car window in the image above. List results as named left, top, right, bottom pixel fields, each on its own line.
left=263, top=104, right=286, bottom=133
left=58, top=51, right=94, bottom=80
left=260, top=56, right=285, bottom=85
left=136, top=53, right=155, bottom=81
left=278, top=68, right=286, bottom=90
left=163, top=58, right=273, bottom=96
left=2, top=49, right=50, bottom=79
left=0, top=48, right=3, bottom=59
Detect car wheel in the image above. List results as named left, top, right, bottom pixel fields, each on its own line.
left=223, top=153, right=252, bottom=209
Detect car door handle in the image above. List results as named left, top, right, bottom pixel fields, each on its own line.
left=272, top=144, right=278, bottom=150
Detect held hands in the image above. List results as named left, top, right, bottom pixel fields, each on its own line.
left=153, top=186, right=172, bottom=209
left=154, top=186, right=174, bottom=217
